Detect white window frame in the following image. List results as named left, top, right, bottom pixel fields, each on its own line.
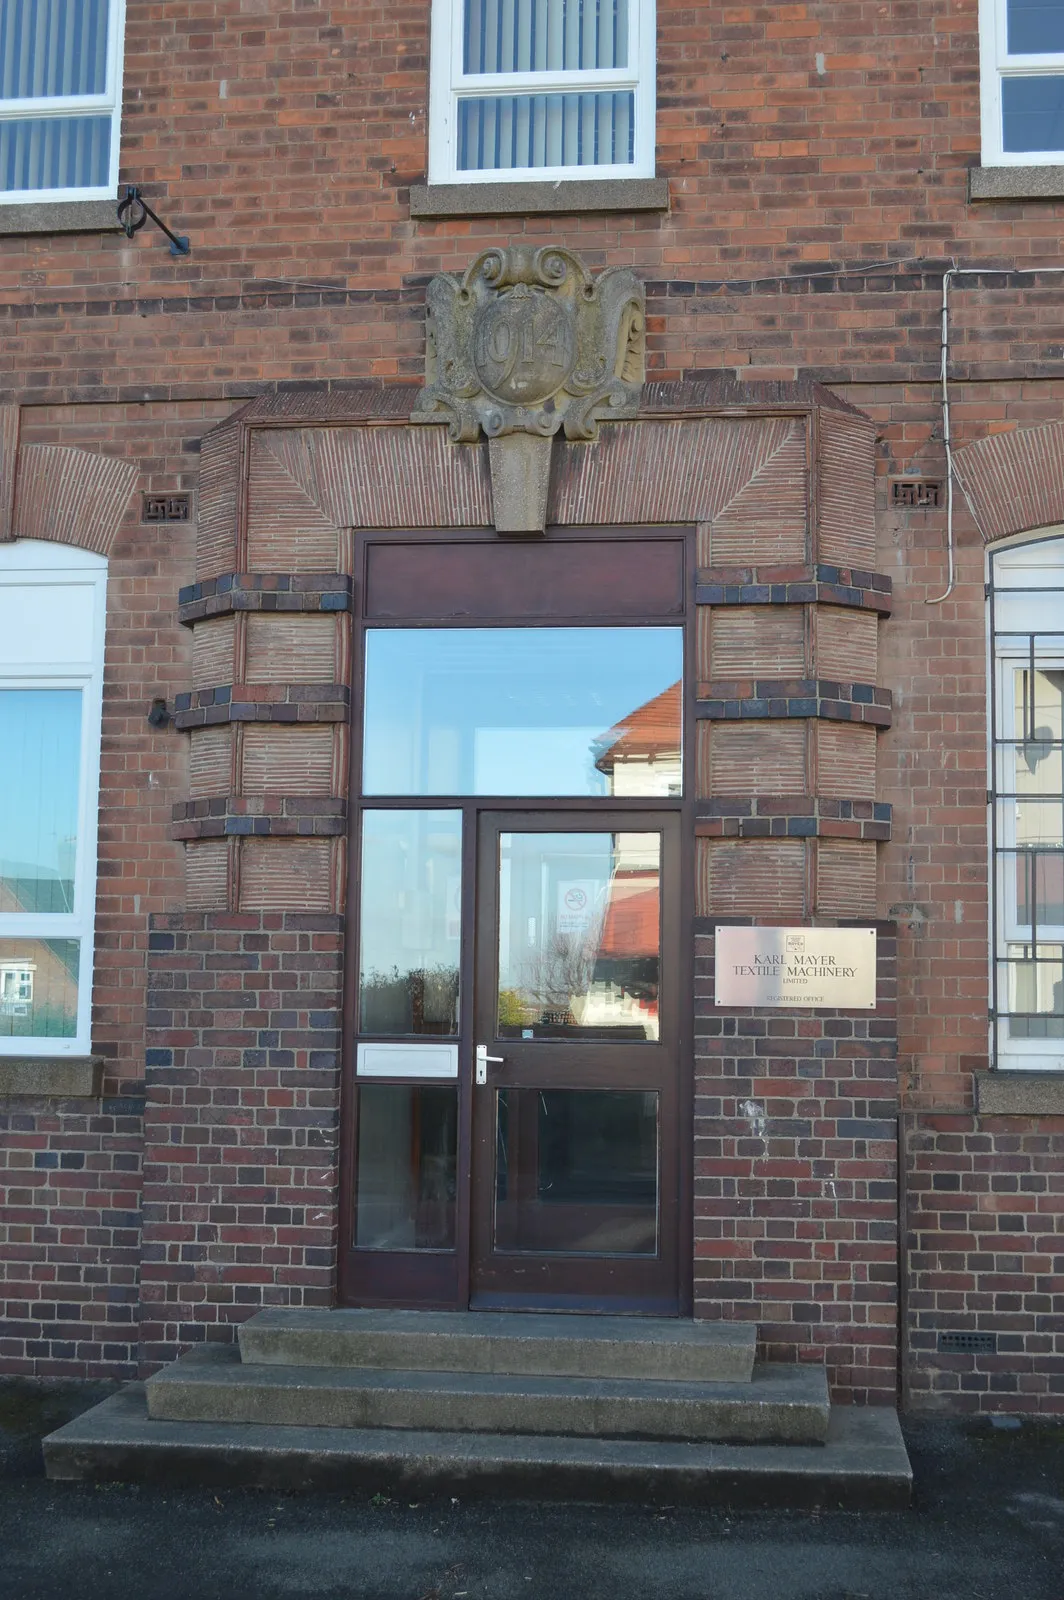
left=0, top=541, right=107, bottom=1057
left=0, top=0, right=126, bottom=205
left=988, top=530, right=1064, bottom=1072
left=428, top=0, right=656, bottom=184
left=979, top=0, right=1064, bottom=166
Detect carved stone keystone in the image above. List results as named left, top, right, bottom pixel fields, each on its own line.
left=411, top=245, right=645, bottom=533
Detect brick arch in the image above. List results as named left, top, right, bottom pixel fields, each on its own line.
left=952, top=419, right=1064, bottom=545
left=1, top=404, right=138, bottom=556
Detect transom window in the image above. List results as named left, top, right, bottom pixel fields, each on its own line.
left=0, top=542, right=106, bottom=1055
left=980, top=0, right=1064, bottom=164
left=989, top=532, right=1064, bottom=1070
left=428, top=0, right=655, bottom=182
left=0, top=0, right=125, bottom=202
left=361, top=627, right=682, bottom=797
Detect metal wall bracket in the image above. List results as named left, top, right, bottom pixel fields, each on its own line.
left=117, top=187, right=190, bottom=255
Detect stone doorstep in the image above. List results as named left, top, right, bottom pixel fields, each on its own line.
left=237, top=1308, right=758, bottom=1384
left=43, top=1383, right=912, bottom=1511
left=146, top=1346, right=830, bottom=1447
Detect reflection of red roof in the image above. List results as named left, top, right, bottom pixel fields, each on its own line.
left=595, top=681, right=681, bottom=772
left=600, top=874, right=659, bottom=957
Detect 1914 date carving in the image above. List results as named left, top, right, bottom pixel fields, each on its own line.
left=412, top=245, right=645, bottom=443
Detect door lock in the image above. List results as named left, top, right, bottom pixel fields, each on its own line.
left=475, top=1044, right=504, bottom=1085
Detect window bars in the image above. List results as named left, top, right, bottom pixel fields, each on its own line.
left=988, top=535, right=1064, bottom=1069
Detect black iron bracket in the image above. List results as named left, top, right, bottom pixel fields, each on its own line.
left=116, top=186, right=190, bottom=255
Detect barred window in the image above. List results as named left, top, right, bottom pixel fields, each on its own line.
left=0, top=0, right=125, bottom=202
left=428, top=0, right=655, bottom=183
left=989, top=532, right=1064, bottom=1070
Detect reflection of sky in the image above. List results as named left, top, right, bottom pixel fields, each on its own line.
left=359, top=810, right=462, bottom=981
left=0, top=690, right=81, bottom=909
left=363, top=627, right=682, bottom=796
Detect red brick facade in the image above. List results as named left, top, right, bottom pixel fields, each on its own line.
left=1, top=1, right=1063, bottom=1413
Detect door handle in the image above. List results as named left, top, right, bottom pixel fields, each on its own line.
left=475, top=1044, right=504, bottom=1085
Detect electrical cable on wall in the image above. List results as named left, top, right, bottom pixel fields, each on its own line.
left=930, top=263, right=1064, bottom=606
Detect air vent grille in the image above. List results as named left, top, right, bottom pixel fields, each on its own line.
left=938, top=1331, right=997, bottom=1354
left=143, top=493, right=191, bottom=523
left=892, top=479, right=942, bottom=509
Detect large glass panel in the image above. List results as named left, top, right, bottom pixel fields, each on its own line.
left=355, top=1084, right=458, bottom=1249
left=457, top=92, right=633, bottom=170
left=1004, top=944, right=1064, bottom=1038
left=1015, top=851, right=1064, bottom=926
left=0, top=1, right=110, bottom=99
left=0, top=115, right=110, bottom=191
left=494, top=1088, right=658, bottom=1255
left=463, top=0, right=629, bottom=74
left=497, top=831, right=660, bottom=1040
left=1014, top=666, right=1064, bottom=749
left=363, top=628, right=681, bottom=797
left=1014, top=801, right=1064, bottom=846
left=0, top=689, right=81, bottom=914
left=358, top=811, right=462, bottom=1036
left=1008, top=0, right=1064, bottom=55
left=1003, top=76, right=1064, bottom=152
left=0, top=936, right=79, bottom=1038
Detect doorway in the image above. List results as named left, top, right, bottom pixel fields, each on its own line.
left=338, top=530, right=692, bottom=1315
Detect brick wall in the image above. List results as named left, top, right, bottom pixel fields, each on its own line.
left=140, top=912, right=343, bottom=1369
left=1, top=0, right=1063, bottom=1408
left=0, top=404, right=216, bottom=1377
left=904, top=1115, right=1064, bottom=1414
left=0, top=1097, right=144, bottom=1377
left=695, top=925, right=899, bottom=1406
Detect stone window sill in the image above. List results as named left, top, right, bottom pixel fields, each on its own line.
left=0, top=199, right=122, bottom=235
left=975, top=1070, right=1064, bottom=1115
left=969, top=165, right=1064, bottom=201
left=0, top=1056, right=104, bottom=1097
left=409, top=176, right=669, bottom=219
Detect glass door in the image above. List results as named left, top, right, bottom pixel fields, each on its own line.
left=470, top=812, right=681, bottom=1312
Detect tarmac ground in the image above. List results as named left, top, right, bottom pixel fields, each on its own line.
left=1, top=1379, right=1063, bottom=1600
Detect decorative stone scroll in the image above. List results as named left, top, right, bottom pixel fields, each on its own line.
left=413, top=245, right=645, bottom=443
left=411, top=245, right=645, bottom=532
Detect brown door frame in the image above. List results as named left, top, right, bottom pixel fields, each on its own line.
left=337, top=525, right=696, bottom=1316
left=470, top=808, right=683, bottom=1314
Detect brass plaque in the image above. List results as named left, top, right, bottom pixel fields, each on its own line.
left=715, top=927, right=877, bottom=1010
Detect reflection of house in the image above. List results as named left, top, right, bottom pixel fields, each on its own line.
left=0, top=865, right=79, bottom=1036
left=0, top=960, right=34, bottom=1014
left=593, top=682, right=682, bottom=798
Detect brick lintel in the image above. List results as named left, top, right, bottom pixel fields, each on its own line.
left=174, top=683, right=350, bottom=729
left=173, top=795, right=346, bottom=840
left=178, top=572, right=352, bottom=624
left=696, top=680, right=892, bottom=728
left=696, top=564, right=892, bottom=615
left=696, top=796, right=891, bottom=841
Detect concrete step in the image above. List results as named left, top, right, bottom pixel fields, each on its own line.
left=146, top=1344, right=829, bottom=1446
left=43, top=1381, right=912, bottom=1510
left=238, top=1308, right=757, bottom=1384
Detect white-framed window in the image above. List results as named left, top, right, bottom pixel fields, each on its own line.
left=989, top=531, right=1064, bottom=1071
left=980, top=0, right=1064, bottom=165
left=428, top=0, right=655, bottom=183
left=0, top=0, right=126, bottom=203
left=0, top=541, right=106, bottom=1057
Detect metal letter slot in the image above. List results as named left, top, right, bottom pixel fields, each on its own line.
left=475, top=1044, right=504, bottom=1085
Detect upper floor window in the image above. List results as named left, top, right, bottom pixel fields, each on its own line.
left=0, top=541, right=106, bottom=1056
left=0, top=0, right=125, bottom=203
left=980, top=0, right=1064, bottom=164
left=989, top=532, right=1064, bottom=1071
left=428, top=0, right=655, bottom=183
